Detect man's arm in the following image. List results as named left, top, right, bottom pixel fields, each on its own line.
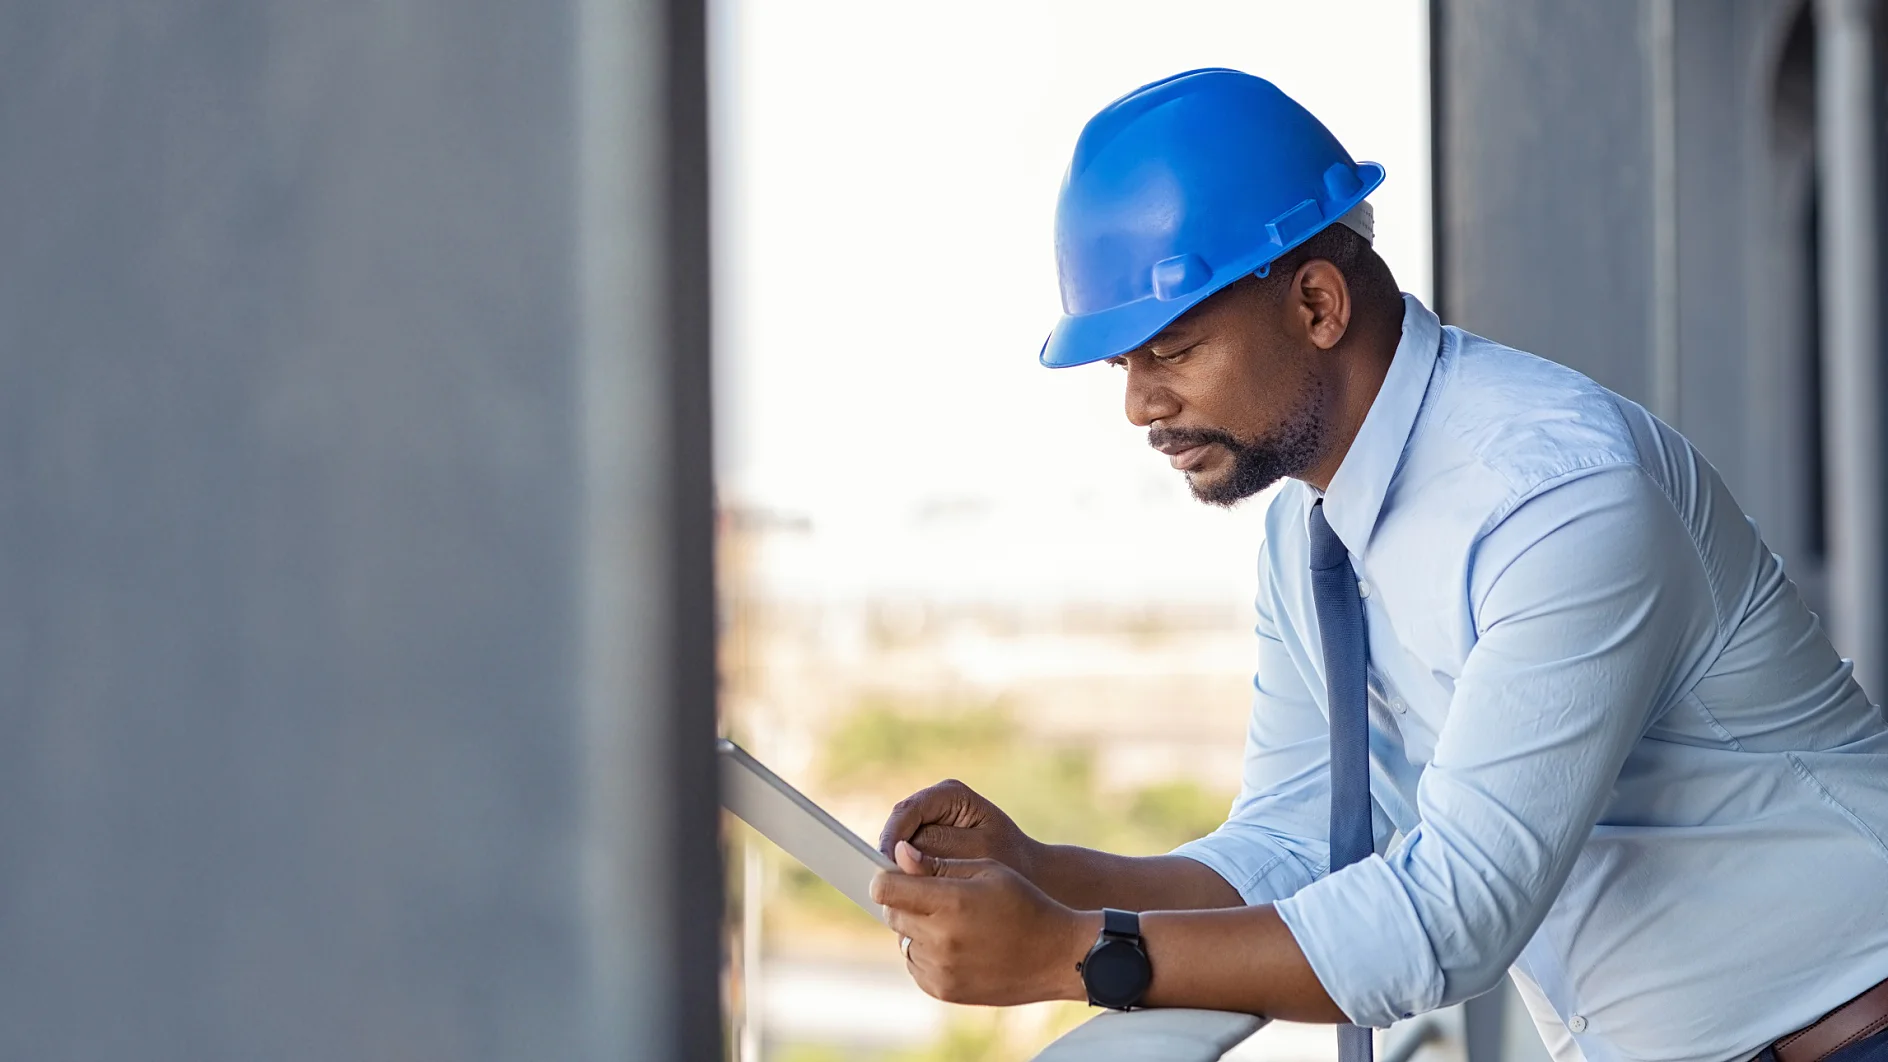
left=878, top=465, right=1719, bottom=1024
left=878, top=528, right=1346, bottom=915
left=1032, top=846, right=1244, bottom=911
left=873, top=841, right=1344, bottom=1021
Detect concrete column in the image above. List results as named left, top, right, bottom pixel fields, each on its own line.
left=1429, top=0, right=1658, bottom=401
left=1649, top=0, right=1683, bottom=427
left=1815, top=0, right=1886, bottom=699
left=0, top=1, right=720, bottom=1059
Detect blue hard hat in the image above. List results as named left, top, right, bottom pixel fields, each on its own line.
left=1041, top=68, right=1385, bottom=369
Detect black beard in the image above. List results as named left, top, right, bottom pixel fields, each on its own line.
left=1148, top=401, right=1325, bottom=508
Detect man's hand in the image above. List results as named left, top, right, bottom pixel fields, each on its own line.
left=877, top=780, right=1040, bottom=877
left=872, top=840, right=1097, bottom=1007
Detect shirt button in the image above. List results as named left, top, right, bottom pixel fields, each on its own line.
left=1391, top=698, right=1408, bottom=714
left=1357, top=580, right=1372, bottom=598
left=1568, top=1015, right=1588, bottom=1034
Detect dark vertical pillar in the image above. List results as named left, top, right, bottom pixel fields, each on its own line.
left=1430, top=0, right=1658, bottom=402
left=0, top=0, right=719, bottom=1058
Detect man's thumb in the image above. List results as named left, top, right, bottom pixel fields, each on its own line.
left=893, top=840, right=929, bottom=875
left=920, top=853, right=987, bottom=880
left=896, top=840, right=991, bottom=880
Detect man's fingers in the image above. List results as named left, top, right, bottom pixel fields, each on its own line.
left=876, top=801, right=924, bottom=857
left=896, top=841, right=999, bottom=882
left=922, top=854, right=994, bottom=880
left=908, top=823, right=982, bottom=859
left=870, top=867, right=947, bottom=915
left=894, top=840, right=926, bottom=875
left=882, top=902, right=920, bottom=941
left=876, top=780, right=974, bottom=856
left=872, top=782, right=959, bottom=854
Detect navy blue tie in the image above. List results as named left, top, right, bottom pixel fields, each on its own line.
left=1309, top=500, right=1373, bottom=1062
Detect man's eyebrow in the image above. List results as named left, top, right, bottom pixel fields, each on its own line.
left=1107, top=325, right=1192, bottom=363
left=1135, top=325, right=1191, bottom=353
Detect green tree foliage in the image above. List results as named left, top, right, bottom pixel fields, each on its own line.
left=820, top=693, right=1232, bottom=858
left=1125, top=779, right=1235, bottom=846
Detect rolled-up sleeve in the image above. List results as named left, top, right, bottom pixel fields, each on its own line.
left=1172, top=537, right=1394, bottom=906
left=1274, top=465, right=1719, bottom=1027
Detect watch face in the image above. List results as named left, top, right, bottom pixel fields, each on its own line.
left=1084, top=938, right=1151, bottom=1009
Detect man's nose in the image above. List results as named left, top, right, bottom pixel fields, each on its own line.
left=1124, top=365, right=1180, bottom=428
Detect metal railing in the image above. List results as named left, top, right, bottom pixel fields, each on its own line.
left=1029, top=1010, right=1266, bottom=1061
left=1028, top=1009, right=1448, bottom=1062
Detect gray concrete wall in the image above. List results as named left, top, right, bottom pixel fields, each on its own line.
left=1433, top=1, right=1658, bottom=402
left=0, top=2, right=719, bottom=1060
left=1433, top=0, right=1831, bottom=591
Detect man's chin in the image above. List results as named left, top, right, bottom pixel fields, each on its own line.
left=1185, top=467, right=1277, bottom=508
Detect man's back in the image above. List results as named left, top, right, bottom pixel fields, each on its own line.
left=1179, top=296, right=1888, bottom=1062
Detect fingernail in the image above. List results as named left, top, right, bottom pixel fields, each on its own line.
left=898, top=840, right=922, bottom=862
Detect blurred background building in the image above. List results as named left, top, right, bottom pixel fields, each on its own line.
left=4, top=2, right=1885, bottom=1061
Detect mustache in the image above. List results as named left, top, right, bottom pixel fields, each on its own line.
left=1148, top=425, right=1243, bottom=452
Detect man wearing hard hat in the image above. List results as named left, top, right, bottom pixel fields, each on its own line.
left=873, top=69, right=1888, bottom=1062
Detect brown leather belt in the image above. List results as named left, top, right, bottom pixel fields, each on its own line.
left=1773, top=978, right=1888, bottom=1062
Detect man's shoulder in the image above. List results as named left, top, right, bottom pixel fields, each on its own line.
left=1416, top=327, right=1644, bottom=502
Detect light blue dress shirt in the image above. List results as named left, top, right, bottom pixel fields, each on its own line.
left=1172, top=295, right=1888, bottom=1062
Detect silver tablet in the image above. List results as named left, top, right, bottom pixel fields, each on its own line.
left=718, top=738, right=896, bottom=923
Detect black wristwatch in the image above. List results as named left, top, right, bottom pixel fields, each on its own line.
left=1078, top=908, right=1152, bottom=1009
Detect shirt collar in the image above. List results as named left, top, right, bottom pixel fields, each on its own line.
left=1305, top=293, right=1443, bottom=556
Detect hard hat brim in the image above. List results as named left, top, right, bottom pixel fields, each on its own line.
left=1039, top=162, right=1386, bottom=369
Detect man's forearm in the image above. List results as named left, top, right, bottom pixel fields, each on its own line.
left=1029, top=849, right=1345, bottom=1021
left=1028, top=844, right=1245, bottom=911
left=1053, top=903, right=1347, bottom=1022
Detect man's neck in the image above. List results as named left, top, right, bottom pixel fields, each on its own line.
left=1297, top=315, right=1400, bottom=493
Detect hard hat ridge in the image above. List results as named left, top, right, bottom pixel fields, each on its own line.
left=1041, top=68, right=1385, bottom=369
left=1067, top=67, right=1246, bottom=178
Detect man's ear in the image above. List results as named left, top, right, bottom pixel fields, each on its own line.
left=1292, top=258, right=1351, bottom=351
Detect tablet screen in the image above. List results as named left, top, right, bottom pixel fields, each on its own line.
left=718, top=738, right=897, bottom=924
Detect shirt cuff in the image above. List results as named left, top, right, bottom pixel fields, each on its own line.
left=1170, top=829, right=1319, bottom=907
left=1273, top=854, right=1445, bottom=1027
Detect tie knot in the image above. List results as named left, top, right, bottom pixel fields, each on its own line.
left=1308, top=501, right=1350, bottom=572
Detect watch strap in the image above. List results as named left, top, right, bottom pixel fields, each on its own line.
left=1101, top=907, right=1140, bottom=940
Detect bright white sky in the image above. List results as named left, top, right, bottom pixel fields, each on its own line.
left=711, top=1, right=1430, bottom=607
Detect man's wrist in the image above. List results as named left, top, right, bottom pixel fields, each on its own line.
left=1027, top=841, right=1094, bottom=897
left=1017, top=835, right=1049, bottom=881
left=1061, top=909, right=1105, bottom=1002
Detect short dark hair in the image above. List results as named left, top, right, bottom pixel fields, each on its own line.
left=1254, top=222, right=1399, bottom=314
